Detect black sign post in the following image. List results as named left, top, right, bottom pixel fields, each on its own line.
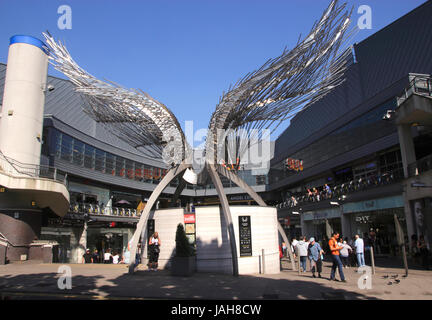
left=239, top=216, right=252, bottom=257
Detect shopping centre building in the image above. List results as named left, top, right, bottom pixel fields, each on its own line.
left=0, top=1, right=431, bottom=264
left=269, top=0, right=432, bottom=256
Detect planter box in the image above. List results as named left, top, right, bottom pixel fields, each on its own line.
left=171, top=256, right=196, bottom=277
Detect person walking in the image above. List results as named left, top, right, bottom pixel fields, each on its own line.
left=92, top=249, right=100, bottom=263
left=148, top=232, right=161, bottom=271
left=308, top=237, right=324, bottom=278
left=82, top=249, right=93, bottom=264
left=354, top=234, right=365, bottom=268
left=103, top=249, right=112, bottom=264
left=328, top=232, right=346, bottom=282
left=418, top=235, right=430, bottom=270
left=338, top=240, right=352, bottom=268
left=112, top=252, right=120, bottom=264
left=282, top=242, right=287, bottom=257
left=296, top=236, right=309, bottom=272
left=291, top=237, right=298, bottom=259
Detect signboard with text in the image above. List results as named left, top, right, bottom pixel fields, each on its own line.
left=238, top=216, right=252, bottom=257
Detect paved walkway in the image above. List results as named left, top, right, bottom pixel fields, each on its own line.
left=0, top=259, right=431, bottom=300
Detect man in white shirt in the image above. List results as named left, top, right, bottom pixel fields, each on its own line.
left=354, top=235, right=365, bottom=267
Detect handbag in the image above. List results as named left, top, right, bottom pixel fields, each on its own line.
left=153, top=246, right=160, bottom=254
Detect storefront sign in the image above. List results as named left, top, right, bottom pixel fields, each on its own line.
left=342, top=195, right=404, bottom=213
left=355, top=215, right=371, bottom=224
left=184, top=214, right=196, bottom=224
left=303, top=208, right=340, bottom=221
left=238, top=216, right=252, bottom=257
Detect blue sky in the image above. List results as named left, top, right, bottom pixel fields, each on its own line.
left=0, top=0, right=427, bottom=141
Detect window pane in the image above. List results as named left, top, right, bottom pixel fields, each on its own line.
left=106, top=153, right=115, bottom=175
left=95, top=149, right=105, bottom=172
left=125, top=159, right=134, bottom=179
left=60, top=134, right=73, bottom=161
left=72, top=140, right=84, bottom=166
left=84, top=145, right=95, bottom=169
left=116, top=156, right=125, bottom=177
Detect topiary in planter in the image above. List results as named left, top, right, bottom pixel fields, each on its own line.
left=175, top=223, right=193, bottom=257
left=172, top=223, right=195, bottom=276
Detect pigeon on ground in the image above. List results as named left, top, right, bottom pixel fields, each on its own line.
left=387, top=282, right=393, bottom=285
left=394, top=279, right=401, bottom=284
left=382, top=275, right=389, bottom=279
left=391, top=274, right=398, bottom=279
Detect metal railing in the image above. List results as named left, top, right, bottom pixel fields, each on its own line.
left=276, top=170, right=403, bottom=210
left=0, top=150, right=67, bottom=184
left=407, top=154, right=432, bottom=177
left=397, top=74, right=432, bottom=106
left=69, top=203, right=141, bottom=218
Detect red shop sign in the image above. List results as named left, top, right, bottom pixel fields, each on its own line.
left=184, top=214, right=196, bottom=224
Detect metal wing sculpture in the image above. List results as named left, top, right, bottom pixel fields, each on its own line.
left=43, top=31, right=190, bottom=167
left=43, top=0, right=354, bottom=275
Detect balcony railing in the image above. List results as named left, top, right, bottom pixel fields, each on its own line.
left=69, top=203, right=141, bottom=218
left=276, top=170, right=403, bottom=210
left=0, top=150, right=67, bottom=184
left=397, top=74, right=432, bottom=107
left=407, top=154, right=432, bottom=178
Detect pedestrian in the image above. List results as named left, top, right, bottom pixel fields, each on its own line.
left=148, top=232, right=161, bottom=271
left=82, top=249, right=93, bottom=264
left=411, top=234, right=420, bottom=264
left=282, top=242, right=287, bottom=257
left=112, top=251, right=120, bottom=264
left=104, top=249, right=112, bottom=264
left=338, top=240, right=352, bottom=268
left=291, top=237, right=298, bottom=259
left=418, top=235, right=430, bottom=270
left=328, top=232, right=346, bottom=282
left=354, top=234, right=365, bottom=267
left=296, top=236, right=309, bottom=272
left=308, top=237, right=324, bottom=278
left=92, top=249, right=100, bottom=263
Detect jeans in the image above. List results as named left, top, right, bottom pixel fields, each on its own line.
left=330, top=255, right=345, bottom=281
left=300, top=256, right=307, bottom=272
left=310, top=259, right=322, bottom=274
left=341, top=255, right=349, bottom=267
left=356, top=252, right=365, bottom=267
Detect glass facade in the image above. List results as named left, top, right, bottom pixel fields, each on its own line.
left=270, top=98, right=398, bottom=184
left=46, top=128, right=169, bottom=184
left=44, top=127, right=267, bottom=189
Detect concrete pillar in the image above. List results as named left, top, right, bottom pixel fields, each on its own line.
left=0, top=35, right=48, bottom=168
left=397, top=124, right=417, bottom=178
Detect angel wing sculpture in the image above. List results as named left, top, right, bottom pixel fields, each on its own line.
left=43, top=0, right=353, bottom=275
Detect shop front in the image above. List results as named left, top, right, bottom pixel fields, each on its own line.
left=343, top=195, right=406, bottom=256
left=302, top=207, right=341, bottom=242
left=87, top=226, right=134, bottom=261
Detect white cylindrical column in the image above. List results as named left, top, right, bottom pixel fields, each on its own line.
left=0, top=35, right=49, bottom=168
